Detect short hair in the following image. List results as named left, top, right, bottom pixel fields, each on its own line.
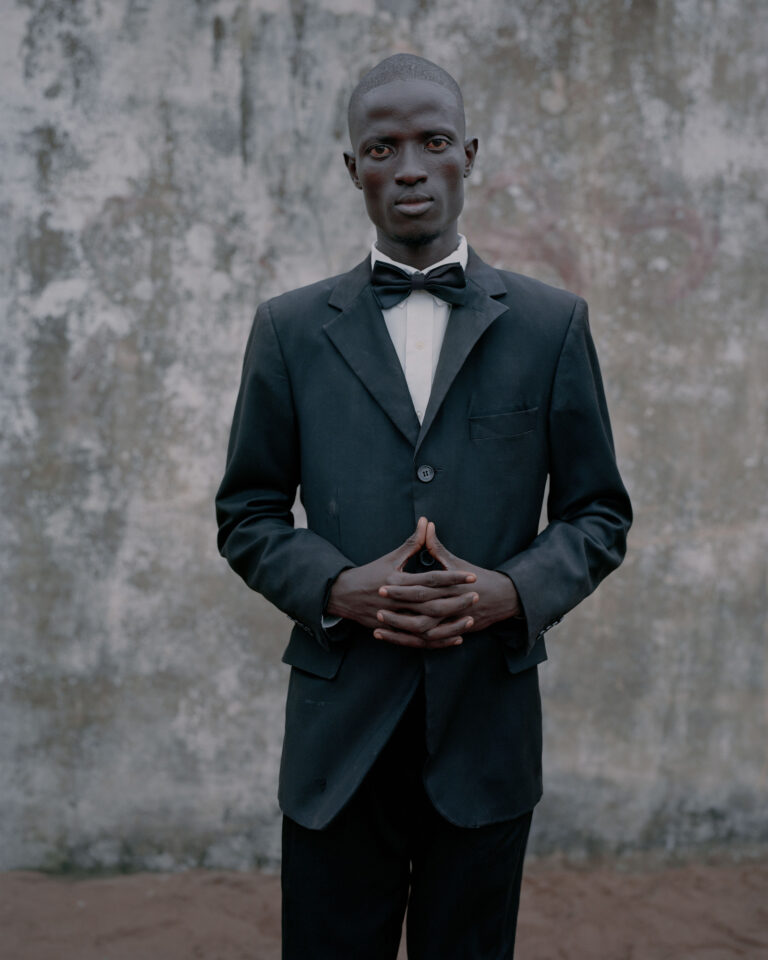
left=348, top=54, right=464, bottom=136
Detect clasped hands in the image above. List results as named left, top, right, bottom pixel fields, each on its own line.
left=326, top=517, right=521, bottom=649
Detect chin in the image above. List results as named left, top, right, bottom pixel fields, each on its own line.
left=391, top=230, right=441, bottom=248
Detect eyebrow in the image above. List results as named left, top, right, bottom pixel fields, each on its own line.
left=361, top=127, right=457, bottom=144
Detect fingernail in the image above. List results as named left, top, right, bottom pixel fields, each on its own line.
left=473, top=593, right=479, bottom=603
left=374, top=631, right=383, bottom=639
left=454, top=638, right=463, bottom=646
left=466, top=574, right=477, bottom=582
left=377, top=612, right=384, bottom=621
left=379, top=587, right=388, bottom=596
left=465, top=618, right=473, bottom=628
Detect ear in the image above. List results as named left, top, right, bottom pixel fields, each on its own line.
left=463, top=137, right=478, bottom=178
left=343, top=151, right=362, bottom=190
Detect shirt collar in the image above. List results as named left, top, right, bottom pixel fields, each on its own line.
left=370, top=234, right=468, bottom=276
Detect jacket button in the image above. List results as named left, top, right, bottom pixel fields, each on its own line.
left=419, top=549, right=436, bottom=567
left=416, top=464, right=435, bottom=483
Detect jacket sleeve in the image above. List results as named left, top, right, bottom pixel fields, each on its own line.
left=215, top=301, right=353, bottom=648
left=497, top=297, right=632, bottom=653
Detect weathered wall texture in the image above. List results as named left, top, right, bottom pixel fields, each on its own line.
left=1, top=0, right=766, bottom=871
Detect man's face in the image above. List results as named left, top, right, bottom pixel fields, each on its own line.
left=345, top=79, right=477, bottom=266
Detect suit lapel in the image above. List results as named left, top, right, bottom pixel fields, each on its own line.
left=415, top=250, right=508, bottom=454
left=323, top=249, right=509, bottom=453
left=324, top=259, right=421, bottom=447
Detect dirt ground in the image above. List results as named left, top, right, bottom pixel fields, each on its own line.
left=2, top=856, right=767, bottom=959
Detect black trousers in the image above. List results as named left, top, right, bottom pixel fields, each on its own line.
left=281, top=684, right=533, bottom=960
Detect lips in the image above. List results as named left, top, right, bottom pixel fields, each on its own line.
left=394, top=193, right=433, bottom=216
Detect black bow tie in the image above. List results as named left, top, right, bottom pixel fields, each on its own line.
left=371, top=261, right=467, bottom=310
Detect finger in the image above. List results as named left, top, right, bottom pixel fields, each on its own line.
left=420, top=615, right=474, bottom=642
left=382, top=587, right=480, bottom=620
left=422, top=615, right=475, bottom=641
left=422, top=637, right=465, bottom=648
left=381, top=587, right=480, bottom=620
left=425, top=521, right=458, bottom=567
left=376, top=609, right=474, bottom=641
left=373, top=627, right=463, bottom=648
left=383, top=569, right=476, bottom=592
left=376, top=609, right=443, bottom=635
left=379, top=583, right=474, bottom=604
left=392, top=516, right=428, bottom=571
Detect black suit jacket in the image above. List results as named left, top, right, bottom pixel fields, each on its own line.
left=216, top=248, right=631, bottom=829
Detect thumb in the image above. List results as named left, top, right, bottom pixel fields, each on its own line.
left=393, top=516, right=427, bottom=570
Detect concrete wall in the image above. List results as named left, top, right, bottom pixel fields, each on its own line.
left=1, top=0, right=766, bottom=871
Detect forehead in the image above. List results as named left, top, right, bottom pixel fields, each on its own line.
left=350, top=79, right=464, bottom=145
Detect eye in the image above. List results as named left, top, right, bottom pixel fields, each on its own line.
left=426, top=137, right=450, bottom=151
left=367, top=143, right=393, bottom=159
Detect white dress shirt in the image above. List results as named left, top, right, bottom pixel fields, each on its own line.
left=371, top=235, right=468, bottom=423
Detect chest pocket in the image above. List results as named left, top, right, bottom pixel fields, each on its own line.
left=469, top=407, right=538, bottom=441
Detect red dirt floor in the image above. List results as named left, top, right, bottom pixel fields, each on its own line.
left=2, top=856, right=767, bottom=959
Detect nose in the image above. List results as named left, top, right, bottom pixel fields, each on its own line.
left=395, top=144, right=427, bottom=184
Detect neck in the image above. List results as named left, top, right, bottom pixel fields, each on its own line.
left=375, top=229, right=460, bottom=271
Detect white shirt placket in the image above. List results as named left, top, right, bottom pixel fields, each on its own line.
left=403, top=291, right=435, bottom=423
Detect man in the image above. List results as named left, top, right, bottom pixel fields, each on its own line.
left=216, top=54, right=631, bottom=959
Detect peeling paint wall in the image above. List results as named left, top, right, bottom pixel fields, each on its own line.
left=1, top=0, right=766, bottom=870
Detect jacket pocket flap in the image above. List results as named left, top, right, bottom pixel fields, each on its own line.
left=470, top=407, right=538, bottom=440
left=282, top=625, right=345, bottom=679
